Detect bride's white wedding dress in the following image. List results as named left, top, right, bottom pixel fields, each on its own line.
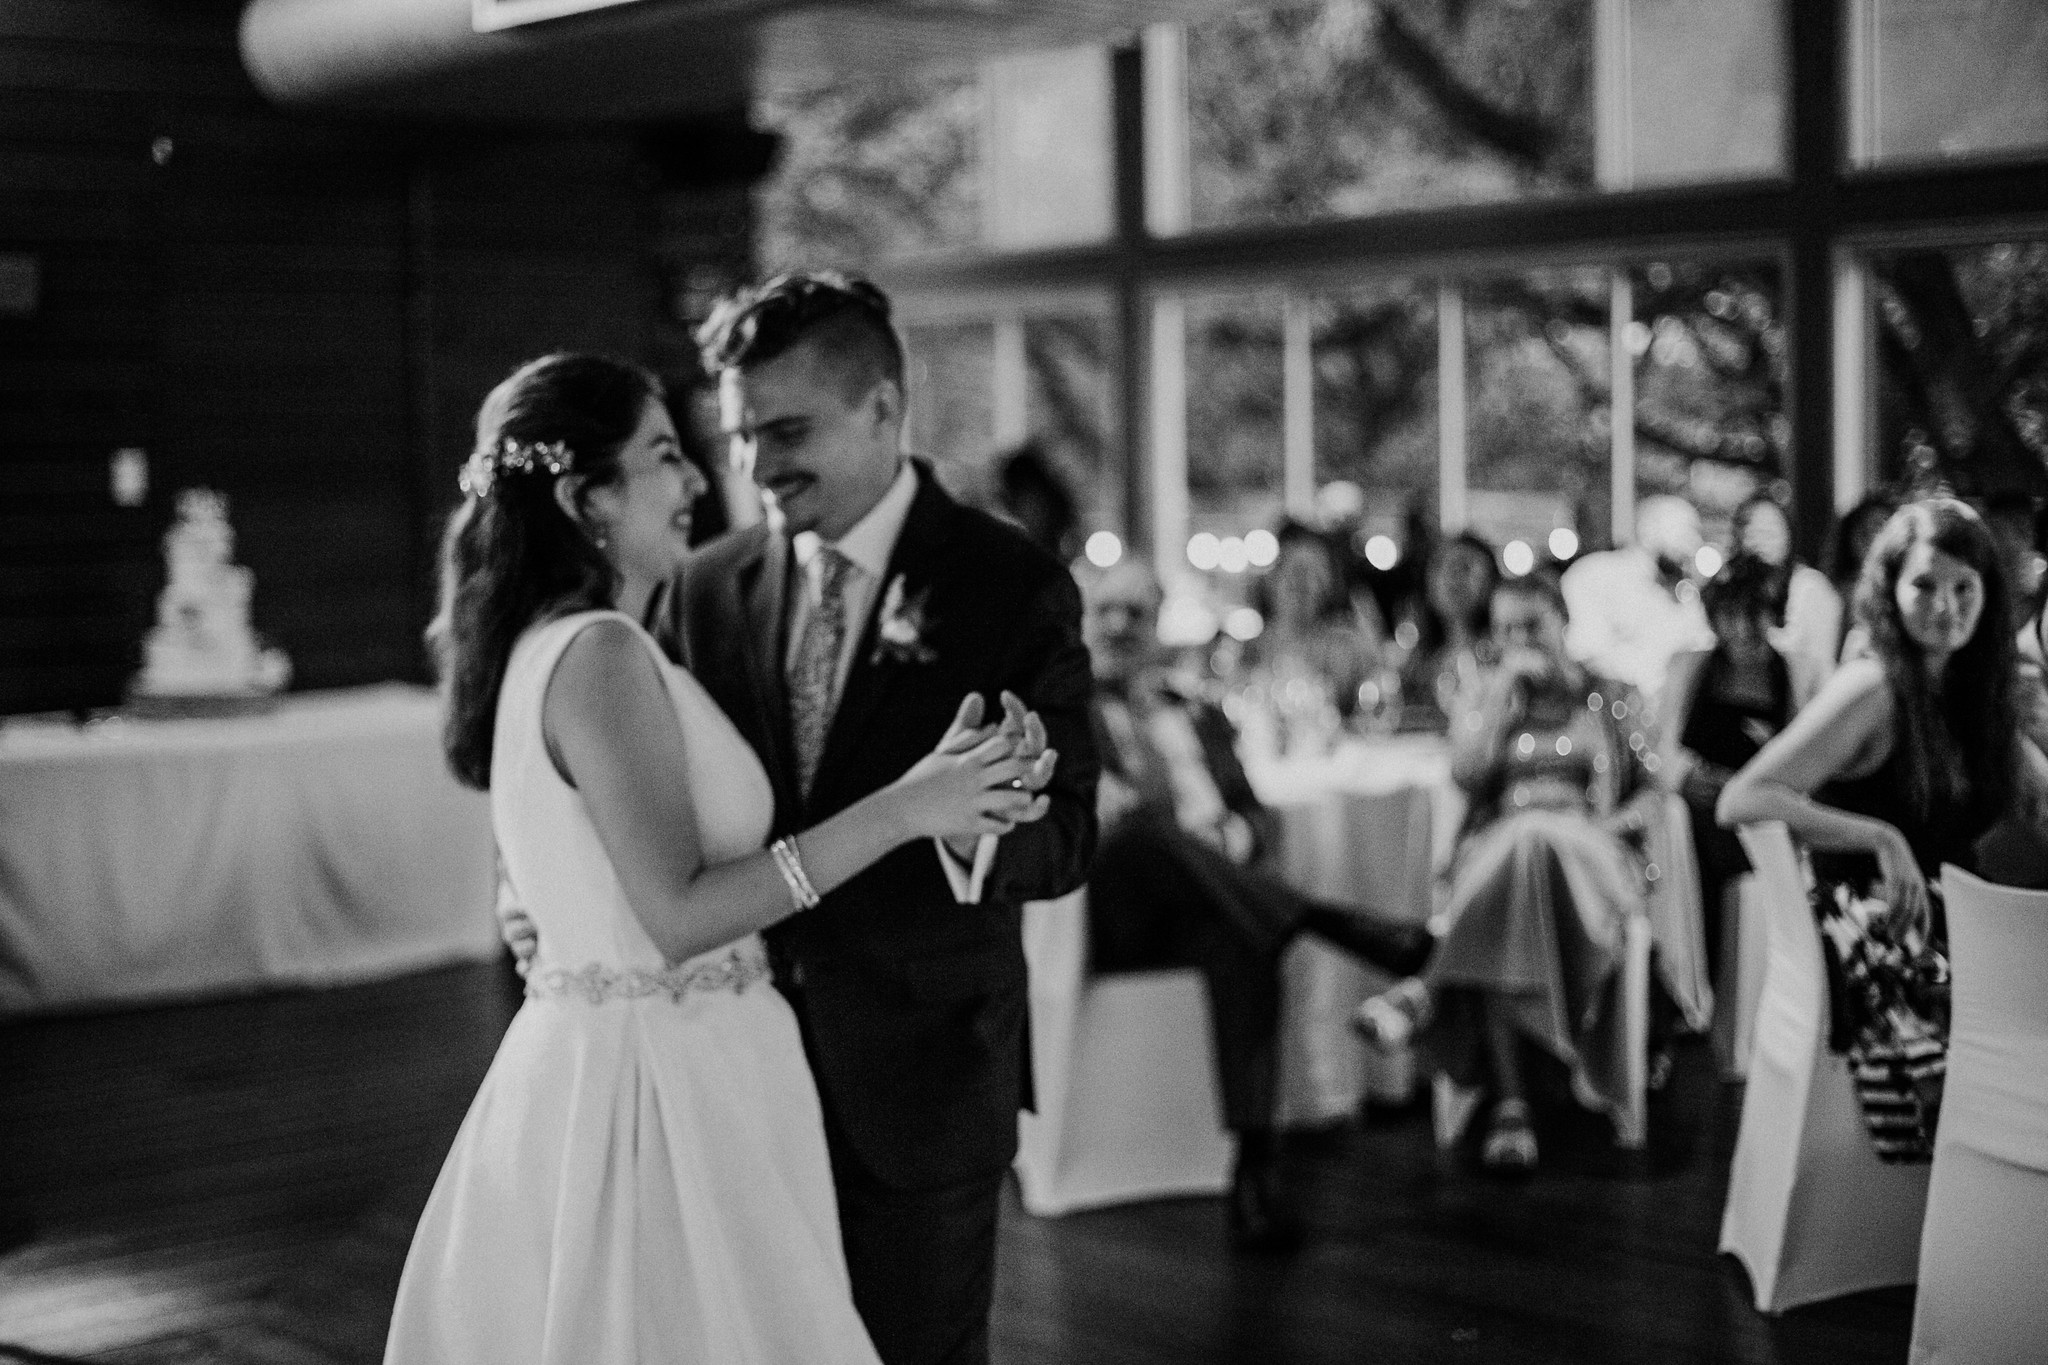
left=384, top=611, right=880, bottom=1365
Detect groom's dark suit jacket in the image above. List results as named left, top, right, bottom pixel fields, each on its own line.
left=655, top=462, right=1098, bottom=1191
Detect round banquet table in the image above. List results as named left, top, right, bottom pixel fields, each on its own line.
left=0, top=685, right=499, bottom=1015
left=1247, top=734, right=1463, bottom=1126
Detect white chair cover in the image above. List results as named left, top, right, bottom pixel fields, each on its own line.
left=1718, top=823, right=1929, bottom=1312
left=1909, top=867, right=2048, bottom=1364
left=1273, top=782, right=1437, bottom=1123
left=1014, top=891, right=1235, bottom=1216
left=1647, top=791, right=1714, bottom=1033
left=1714, top=873, right=1772, bottom=1079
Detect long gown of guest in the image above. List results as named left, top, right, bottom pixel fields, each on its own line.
left=1805, top=745, right=1995, bottom=1162
left=1416, top=686, right=1652, bottom=1117
left=384, top=612, right=881, bottom=1365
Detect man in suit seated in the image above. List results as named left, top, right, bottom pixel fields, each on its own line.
left=1077, top=559, right=1433, bottom=1252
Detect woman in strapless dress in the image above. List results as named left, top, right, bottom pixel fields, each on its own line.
left=383, top=354, right=1045, bottom=1364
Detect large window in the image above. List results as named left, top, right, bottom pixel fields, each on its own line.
left=1313, top=282, right=1439, bottom=538
left=753, top=67, right=982, bottom=269
left=1628, top=260, right=1787, bottom=545
left=1022, top=313, right=1118, bottom=529
left=1865, top=240, right=2048, bottom=496
left=760, top=0, right=2048, bottom=578
left=1184, top=292, right=1286, bottom=540
left=1179, top=0, right=1595, bottom=230
left=1852, top=0, right=2048, bottom=169
left=901, top=321, right=994, bottom=499
left=1463, top=267, right=1609, bottom=557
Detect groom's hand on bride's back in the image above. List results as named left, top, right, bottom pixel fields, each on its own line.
left=496, top=875, right=540, bottom=977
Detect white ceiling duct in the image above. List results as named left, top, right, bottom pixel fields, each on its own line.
left=240, top=0, right=1238, bottom=123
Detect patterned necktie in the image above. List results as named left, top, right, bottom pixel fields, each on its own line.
left=788, top=546, right=856, bottom=799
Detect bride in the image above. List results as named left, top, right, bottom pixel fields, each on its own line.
left=384, top=354, right=1040, bottom=1363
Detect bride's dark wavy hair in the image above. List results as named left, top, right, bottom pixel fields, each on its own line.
left=430, top=353, right=663, bottom=790
left=1852, top=496, right=2018, bottom=827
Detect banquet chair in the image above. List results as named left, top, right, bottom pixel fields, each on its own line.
left=1013, top=890, right=1234, bottom=1216
left=1719, top=823, right=1929, bottom=1313
left=1713, top=872, right=1771, bottom=1080
left=1908, top=867, right=2048, bottom=1364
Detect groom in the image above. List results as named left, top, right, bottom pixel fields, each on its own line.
left=667, top=272, right=1097, bottom=1365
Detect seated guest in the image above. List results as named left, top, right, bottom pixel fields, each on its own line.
left=1397, top=530, right=1501, bottom=728
left=994, top=441, right=1082, bottom=565
left=1355, top=570, right=1664, bottom=1174
left=2019, top=588, right=2048, bottom=757
left=1733, top=492, right=1842, bottom=700
left=1245, top=520, right=1385, bottom=723
left=1077, top=559, right=1432, bottom=1250
left=1662, top=554, right=1813, bottom=974
left=1720, top=498, right=2041, bottom=1161
left=1979, top=590, right=2048, bottom=886
left=1827, top=490, right=1901, bottom=662
left=1561, top=494, right=1715, bottom=701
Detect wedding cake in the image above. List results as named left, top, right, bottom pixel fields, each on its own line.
left=132, top=488, right=291, bottom=703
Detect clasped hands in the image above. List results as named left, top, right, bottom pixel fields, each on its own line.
left=934, top=691, right=1058, bottom=857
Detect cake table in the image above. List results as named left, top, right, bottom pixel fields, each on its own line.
left=0, top=685, right=499, bottom=1014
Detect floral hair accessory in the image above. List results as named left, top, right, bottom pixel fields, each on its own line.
left=458, top=438, right=574, bottom=499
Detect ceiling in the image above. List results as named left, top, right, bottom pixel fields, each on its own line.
left=240, top=0, right=1245, bottom=122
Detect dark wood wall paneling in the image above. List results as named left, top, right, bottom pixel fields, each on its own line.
left=0, top=0, right=751, bottom=714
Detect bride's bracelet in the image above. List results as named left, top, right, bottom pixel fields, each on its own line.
left=770, top=836, right=821, bottom=911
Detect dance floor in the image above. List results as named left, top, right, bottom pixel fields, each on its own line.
left=0, top=961, right=1912, bottom=1364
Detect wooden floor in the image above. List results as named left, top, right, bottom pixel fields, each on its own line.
left=1, top=962, right=1912, bottom=1364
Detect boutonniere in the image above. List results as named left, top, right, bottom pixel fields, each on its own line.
left=871, top=575, right=938, bottom=666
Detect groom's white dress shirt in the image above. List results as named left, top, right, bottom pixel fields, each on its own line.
left=789, top=461, right=997, bottom=903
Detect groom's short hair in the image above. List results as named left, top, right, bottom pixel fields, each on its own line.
left=696, top=271, right=906, bottom=407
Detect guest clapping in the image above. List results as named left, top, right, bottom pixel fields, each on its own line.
left=1719, top=498, right=2041, bottom=1160
left=1079, top=560, right=1431, bottom=1250
left=1354, top=571, right=1663, bottom=1174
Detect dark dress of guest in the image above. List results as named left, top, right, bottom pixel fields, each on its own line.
left=1661, top=554, right=1805, bottom=975
left=1356, top=570, right=1663, bottom=1174
left=1720, top=498, right=2024, bottom=1162
left=1395, top=530, right=1500, bottom=728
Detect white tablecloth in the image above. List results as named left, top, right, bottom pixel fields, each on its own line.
left=1249, top=735, right=1457, bottom=1125
left=0, top=685, right=499, bottom=1014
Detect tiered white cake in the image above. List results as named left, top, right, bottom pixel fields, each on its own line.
left=133, top=488, right=291, bottom=700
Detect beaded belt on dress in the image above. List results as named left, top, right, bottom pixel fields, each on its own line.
left=524, top=947, right=770, bottom=1004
